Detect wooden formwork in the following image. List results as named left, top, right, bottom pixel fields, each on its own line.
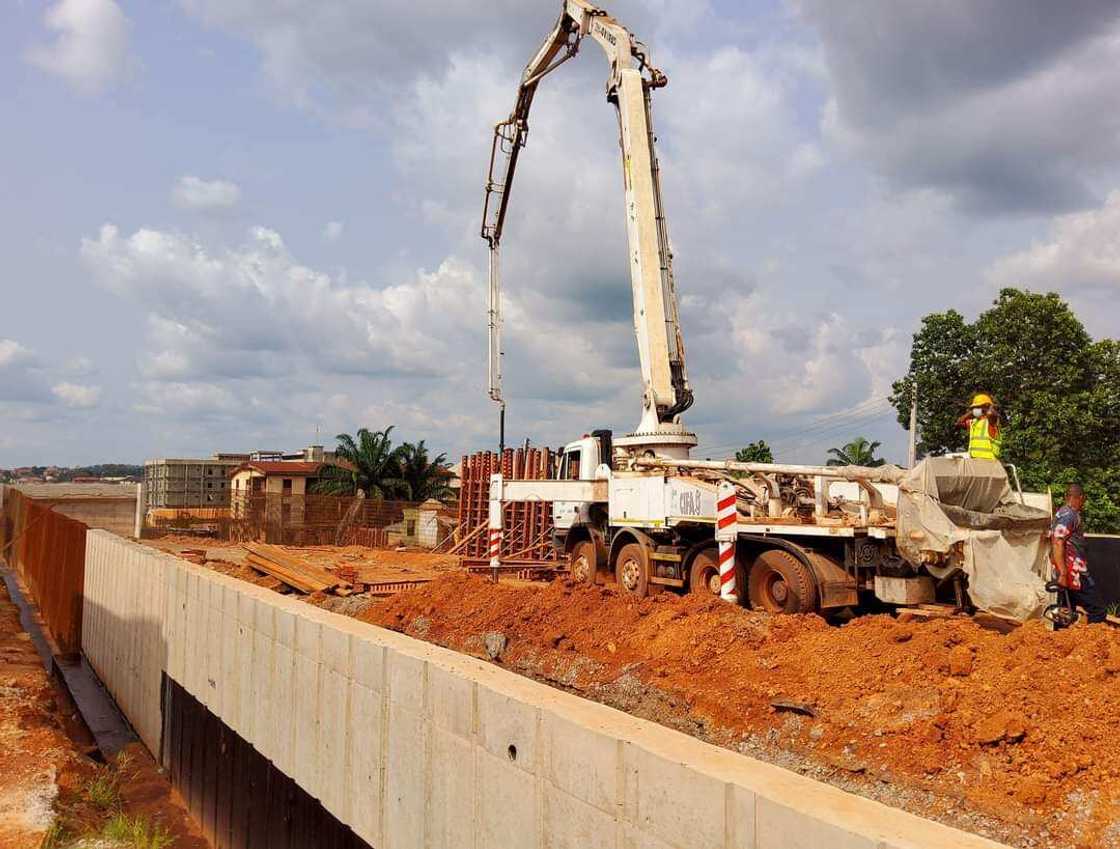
left=453, top=447, right=557, bottom=562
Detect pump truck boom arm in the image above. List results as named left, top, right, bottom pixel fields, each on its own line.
left=481, top=0, right=693, bottom=444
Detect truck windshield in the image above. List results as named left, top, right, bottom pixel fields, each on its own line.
left=563, top=451, right=582, bottom=480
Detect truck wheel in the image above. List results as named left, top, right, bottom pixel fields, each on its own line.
left=569, top=540, right=598, bottom=584
left=747, top=549, right=818, bottom=614
left=688, top=548, right=721, bottom=597
left=615, top=543, right=650, bottom=598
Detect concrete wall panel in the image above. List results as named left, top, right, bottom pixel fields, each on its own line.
left=477, top=748, right=539, bottom=849
left=82, top=531, right=1012, bottom=849
left=428, top=727, right=475, bottom=849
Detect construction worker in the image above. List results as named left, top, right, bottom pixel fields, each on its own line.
left=1050, top=483, right=1107, bottom=624
left=956, top=393, right=1002, bottom=460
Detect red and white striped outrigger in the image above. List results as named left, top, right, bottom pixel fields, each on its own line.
left=715, top=481, right=738, bottom=602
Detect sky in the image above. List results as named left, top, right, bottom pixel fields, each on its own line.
left=2, top=0, right=1119, bottom=468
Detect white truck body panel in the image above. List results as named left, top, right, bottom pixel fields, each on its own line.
left=609, top=475, right=668, bottom=527
left=502, top=478, right=608, bottom=531
left=607, top=474, right=717, bottom=528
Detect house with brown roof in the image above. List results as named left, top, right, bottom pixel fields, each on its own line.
left=230, top=460, right=325, bottom=507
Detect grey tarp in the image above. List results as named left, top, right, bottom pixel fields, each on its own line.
left=894, top=457, right=1051, bottom=621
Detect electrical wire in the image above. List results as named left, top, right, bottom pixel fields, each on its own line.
left=696, top=397, right=895, bottom=458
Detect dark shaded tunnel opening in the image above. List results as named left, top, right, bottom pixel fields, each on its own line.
left=160, top=673, right=373, bottom=849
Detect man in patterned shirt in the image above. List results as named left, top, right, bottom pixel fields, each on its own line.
left=1050, top=483, right=1106, bottom=624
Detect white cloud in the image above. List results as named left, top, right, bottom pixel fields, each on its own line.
left=26, top=0, right=131, bottom=94
left=988, top=190, right=1120, bottom=293
left=171, top=176, right=242, bottom=211
left=0, top=339, right=34, bottom=369
left=701, top=291, right=907, bottom=421
left=323, top=221, right=344, bottom=242
left=51, top=381, right=101, bottom=408
left=0, top=339, right=49, bottom=404
left=64, top=355, right=96, bottom=375
left=80, top=223, right=486, bottom=382
left=798, top=0, right=1120, bottom=213
left=178, top=1, right=703, bottom=118
left=132, top=381, right=240, bottom=418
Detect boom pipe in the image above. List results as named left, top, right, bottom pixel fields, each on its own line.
left=632, top=456, right=904, bottom=483
left=480, top=0, right=694, bottom=436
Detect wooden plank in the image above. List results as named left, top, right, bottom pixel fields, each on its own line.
left=243, top=544, right=343, bottom=593
left=244, top=553, right=327, bottom=594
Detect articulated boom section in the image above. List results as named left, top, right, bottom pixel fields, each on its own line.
left=481, top=0, right=695, bottom=459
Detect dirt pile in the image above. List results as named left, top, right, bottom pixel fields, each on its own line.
left=365, top=574, right=1120, bottom=849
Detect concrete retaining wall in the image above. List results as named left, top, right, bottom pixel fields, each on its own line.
left=82, top=530, right=1010, bottom=849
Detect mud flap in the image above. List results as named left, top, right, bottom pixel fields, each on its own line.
left=803, top=550, right=858, bottom=609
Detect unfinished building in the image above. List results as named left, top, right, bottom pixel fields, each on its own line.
left=143, top=456, right=246, bottom=510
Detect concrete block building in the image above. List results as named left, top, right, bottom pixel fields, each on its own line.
left=143, top=456, right=248, bottom=510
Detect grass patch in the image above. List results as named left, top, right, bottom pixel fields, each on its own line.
left=101, top=814, right=173, bottom=849
left=41, top=821, right=66, bottom=849
left=84, top=769, right=121, bottom=811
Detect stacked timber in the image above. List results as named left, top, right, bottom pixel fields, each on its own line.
left=243, top=543, right=353, bottom=595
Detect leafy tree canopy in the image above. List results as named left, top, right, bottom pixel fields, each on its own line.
left=735, top=441, right=775, bottom=464
left=825, top=437, right=885, bottom=467
left=890, top=288, right=1120, bottom=531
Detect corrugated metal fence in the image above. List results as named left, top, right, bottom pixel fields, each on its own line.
left=0, top=487, right=87, bottom=654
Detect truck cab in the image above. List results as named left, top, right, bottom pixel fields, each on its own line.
left=554, top=432, right=610, bottom=531
left=557, top=432, right=606, bottom=482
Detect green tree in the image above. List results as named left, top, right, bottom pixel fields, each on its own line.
left=825, top=437, right=885, bottom=467
left=396, top=440, right=455, bottom=501
left=735, top=440, right=774, bottom=464
left=314, top=427, right=406, bottom=498
left=890, top=289, right=1120, bottom=531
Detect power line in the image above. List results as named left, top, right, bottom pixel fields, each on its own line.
left=766, top=402, right=895, bottom=450
left=696, top=397, right=895, bottom=458
left=767, top=401, right=894, bottom=447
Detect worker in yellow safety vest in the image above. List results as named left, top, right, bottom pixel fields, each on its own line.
left=956, top=393, right=1003, bottom=459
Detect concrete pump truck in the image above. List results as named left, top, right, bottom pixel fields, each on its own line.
left=479, top=0, right=1052, bottom=620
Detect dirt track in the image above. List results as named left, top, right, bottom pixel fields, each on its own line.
left=0, top=574, right=206, bottom=848
left=0, top=577, right=78, bottom=848
left=364, top=574, right=1120, bottom=849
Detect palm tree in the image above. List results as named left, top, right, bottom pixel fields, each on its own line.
left=397, top=441, right=455, bottom=502
left=826, top=436, right=886, bottom=467
left=315, top=427, right=406, bottom=498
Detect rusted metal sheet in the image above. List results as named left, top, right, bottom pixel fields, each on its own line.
left=161, top=673, right=371, bottom=849
left=364, top=577, right=432, bottom=596
left=0, top=489, right=87, bottom=654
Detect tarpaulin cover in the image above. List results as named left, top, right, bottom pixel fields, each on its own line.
left=895, top=457, right=1051, bottom=621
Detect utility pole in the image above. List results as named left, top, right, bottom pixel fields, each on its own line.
left=907, top=384, right=919, bottom=468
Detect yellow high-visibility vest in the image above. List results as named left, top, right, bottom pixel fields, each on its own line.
left=969, top=417, right=1003, bottom=459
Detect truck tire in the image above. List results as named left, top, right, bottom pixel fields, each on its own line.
left=569, top=540, right=598, bottom=584
left=615, top=543, right=650, bottom=598
left=688, top=547, right=721, bottom=597
left=747, top=549, right=818, bottom=614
